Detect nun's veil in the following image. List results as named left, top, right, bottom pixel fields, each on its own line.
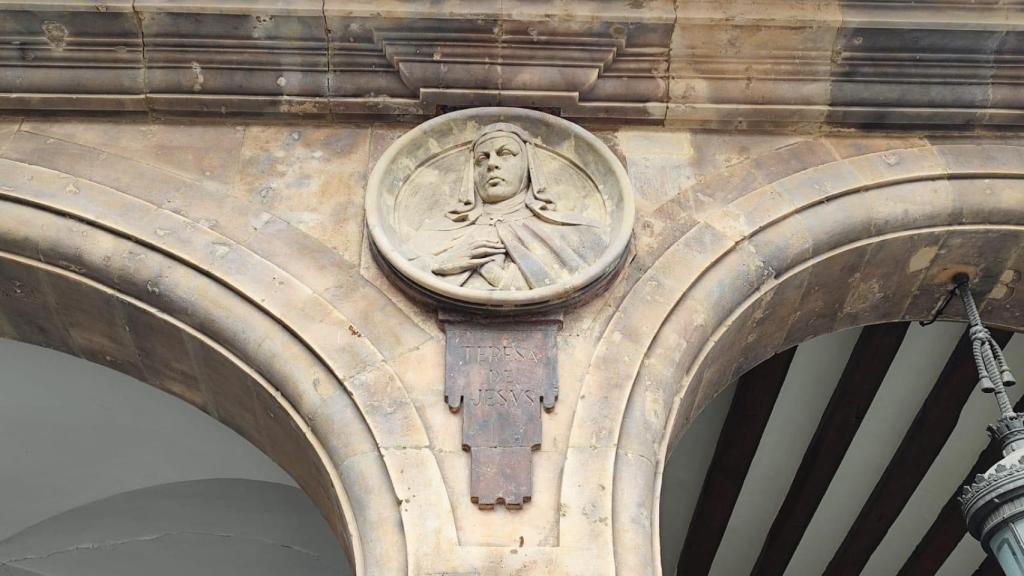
left=439, top=123, right=595, bottom=228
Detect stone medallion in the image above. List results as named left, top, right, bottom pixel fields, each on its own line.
left=366, top=107, right=634, bottom=509
left=366, top=107, right=634, bottom=312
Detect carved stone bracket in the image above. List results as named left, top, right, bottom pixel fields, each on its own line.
left=327, top=13, right=671, bottom=119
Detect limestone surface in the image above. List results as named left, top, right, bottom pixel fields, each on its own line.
left=0, top=113, right=1022, bottom=574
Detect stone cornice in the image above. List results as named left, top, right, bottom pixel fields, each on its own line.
left=0, top=0, right=1022, bottom=127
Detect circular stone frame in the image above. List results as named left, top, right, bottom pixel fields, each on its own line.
left=365, top=107, right=635, bottom=312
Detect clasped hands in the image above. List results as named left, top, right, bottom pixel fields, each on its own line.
left=433, top=238, right=507, bottom=275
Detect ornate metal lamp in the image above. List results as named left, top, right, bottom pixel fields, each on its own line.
left=956, top=273, right=1023, bottom=573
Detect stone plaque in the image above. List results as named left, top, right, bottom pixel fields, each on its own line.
left=444, top=319, right=559, bottom=508
left=366, top=107, right=634, bottom=508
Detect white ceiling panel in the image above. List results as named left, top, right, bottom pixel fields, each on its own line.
left=660, top=384, right=737, bottom=574
left=708, top=328, right=862, bottom=576
left=663, top=323, right=1024, bottom=576
left=785, top=321, right=964, bottom=576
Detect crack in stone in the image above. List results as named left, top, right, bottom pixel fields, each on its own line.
left=130, top=0, right=152, bottom=120
left=321, top=0, right=332, bottom=110
left=0, top=531, right=326, bottom=566
left=0, top=560, right=49, bottom=575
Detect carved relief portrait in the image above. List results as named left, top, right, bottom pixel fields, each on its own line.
left=367, top=108, right=634, bottom=311
left=412, top=122, right=607, bottom=291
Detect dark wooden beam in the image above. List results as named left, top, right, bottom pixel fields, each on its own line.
left=897, top=417, right=1016, bottom=574
left=975, top=556, right=1002, bottom=576
left=823, top=329, right=1014, bottom=576
left=675, top=347, right=798, bottom=576
left=750, top=322, right=911, bottom=576
left=898, top=387, right=1024, bottom=575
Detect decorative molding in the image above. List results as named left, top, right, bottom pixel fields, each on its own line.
left=668, top=2, right=1024, bottom=127
left=0, top=4, right=144, bottom=96
left=0, top=0, right=1023, bottom=126
left=0, top=0, right=672, bottom=119
left=325, top=17, right=670, bottom=118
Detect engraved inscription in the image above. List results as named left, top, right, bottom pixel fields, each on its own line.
left=463, top=344, right=543, bottom=363
left=444, top=320, right=559, bottom=509
left=467, top=387, right=537, bottom=408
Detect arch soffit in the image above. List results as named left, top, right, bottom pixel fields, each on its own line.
left=558, top=143, right=1024, bottom=571
left=0, top=154, right=459, bottom=575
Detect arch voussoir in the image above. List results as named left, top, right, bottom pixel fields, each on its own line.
left=0, top=154, right=466, bottom=575
left=582, top=144, right=1024, bottom=575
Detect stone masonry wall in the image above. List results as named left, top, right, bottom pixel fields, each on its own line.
left=0, top=115, right=1022, bottom=574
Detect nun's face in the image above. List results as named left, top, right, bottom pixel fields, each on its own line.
left=473, top=134, right=528, bottom=203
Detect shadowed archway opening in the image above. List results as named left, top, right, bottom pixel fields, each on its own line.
left=646, top=222, right=1024, bottom=576
left=604, top=146, right=1024, bottom=576
left=0, top=243, right=360, bottom=572
left=0, top=338, right=353, bottom=575
left=661, top=322, right=1023, bottom=576
left=0, top=145, right=414, bottom=576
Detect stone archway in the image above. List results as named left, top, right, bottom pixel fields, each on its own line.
left=0, top=155, right=456, bottom=575
left=564, top=144, right=1024, bottom=574
left=4, top=123, right=1024, bottom=576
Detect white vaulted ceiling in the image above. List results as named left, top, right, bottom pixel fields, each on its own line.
left=0, top=338, right=352, bottom=576
left=661, top=322, right=1024, bottom=576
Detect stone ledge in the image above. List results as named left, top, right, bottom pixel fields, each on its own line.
left=0, top=0, right=673, bottom=121
left=0, top=1, right=1023, bottom=126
